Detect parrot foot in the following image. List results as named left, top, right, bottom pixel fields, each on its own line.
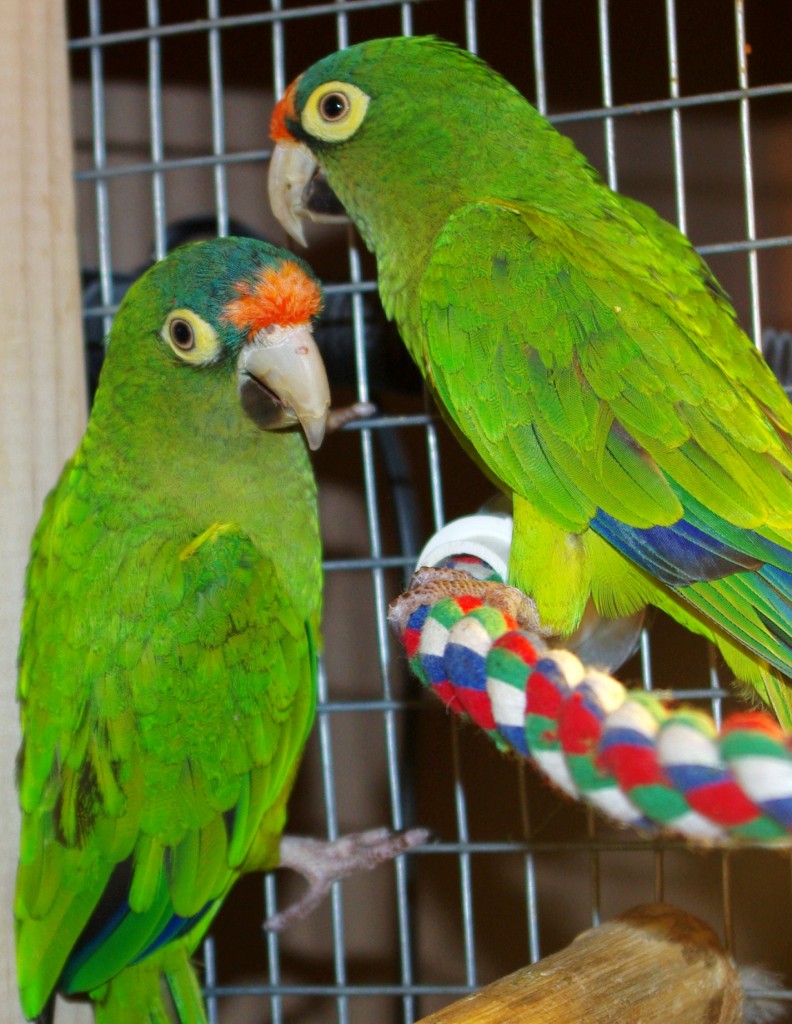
left=263, top=826, right=429, bottom=932
left=388, top=566, right=550, bottom=638
left=326, top=400, right=377, bottom=434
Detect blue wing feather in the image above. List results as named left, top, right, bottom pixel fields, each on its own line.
left=591, top=487, right=792, bottom=675
left=60, top=861, right=213, bottom=995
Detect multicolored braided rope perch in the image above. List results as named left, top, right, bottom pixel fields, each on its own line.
left=389, top=558, right=792, bottom=844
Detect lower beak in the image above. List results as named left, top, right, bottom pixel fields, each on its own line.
left=238, top=323, right=330, bottom=450
left=268, top=142, right=348, bottom=247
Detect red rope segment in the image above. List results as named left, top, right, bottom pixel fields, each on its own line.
left=398, top=593, right=792, bottom=842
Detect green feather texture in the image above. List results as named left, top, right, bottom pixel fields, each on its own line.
left=274, top=36, right=792, bottom=725
left=16, top=237, right=323, bottom=1020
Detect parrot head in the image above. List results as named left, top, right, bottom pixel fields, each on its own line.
left=103, top=236, right=330, bottom=450
left=268, top=36, right=535, bottom=252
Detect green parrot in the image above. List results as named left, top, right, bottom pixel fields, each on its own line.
left=15, top=237, right=330, bottom=1022
left=268, top=36, right=792, bottom=726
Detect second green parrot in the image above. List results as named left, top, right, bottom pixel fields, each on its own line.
left=16, top=237, right=329, bottom=1022
left=269, top=36, right=792, bottom=725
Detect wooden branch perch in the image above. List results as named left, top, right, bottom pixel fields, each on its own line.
left=416, top=903, right=743, bottom=1024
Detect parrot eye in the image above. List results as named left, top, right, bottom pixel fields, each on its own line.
left=318, top=91, right=350, bottom=122
left=162, top=309, right=222, bottom=365
left=302, top=80, right=370, bottom=143
left=169, top=318, right=195, bottom=351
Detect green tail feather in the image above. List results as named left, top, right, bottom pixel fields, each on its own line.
left=91, top=945, right=206, bottom=1024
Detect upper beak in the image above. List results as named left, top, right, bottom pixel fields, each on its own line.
left=238, top=322, right=330, bottom=450
left=268, top=141, right=348, bottom=247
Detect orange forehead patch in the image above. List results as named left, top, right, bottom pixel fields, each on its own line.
left=270, top=78, right=300, bottom=143
left=223, top=261, right=323, bottom=334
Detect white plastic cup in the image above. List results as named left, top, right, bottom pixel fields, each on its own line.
left=414, top=510, right=514, bottom=582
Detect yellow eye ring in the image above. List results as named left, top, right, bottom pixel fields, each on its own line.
left=161, top=309, right=221, bottom=365
left=302, top=81, right=370, bottom=143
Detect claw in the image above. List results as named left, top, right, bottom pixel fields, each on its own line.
left=263, top=826, right=430, bottom=932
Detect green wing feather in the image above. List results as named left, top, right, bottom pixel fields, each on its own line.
left=16, top=459, right=317, bottom=1017
left=418, top=196, right=792, bottom=690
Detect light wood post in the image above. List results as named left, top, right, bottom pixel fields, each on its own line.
left=0, top=1, right=89, bottom=1021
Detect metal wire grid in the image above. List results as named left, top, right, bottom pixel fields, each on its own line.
left=68, top=2, right=792, bottom=1021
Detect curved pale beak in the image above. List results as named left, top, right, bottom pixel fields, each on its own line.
left=238, top=323, right=330, bottom=450
left=268, top=141, right=348, bottom=247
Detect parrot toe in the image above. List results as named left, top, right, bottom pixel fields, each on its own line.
left=263, top=826, right=430, bottom=932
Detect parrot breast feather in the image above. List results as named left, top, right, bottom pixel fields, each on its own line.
left=16, top=513, right=317, bottom=1015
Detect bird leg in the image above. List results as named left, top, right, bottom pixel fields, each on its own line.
left=263, top=826, right=429, bottom=932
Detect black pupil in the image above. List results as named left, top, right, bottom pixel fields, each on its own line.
left=321, top=93, right=347, bottom=120
left=171, top=319, right=193, bottom=348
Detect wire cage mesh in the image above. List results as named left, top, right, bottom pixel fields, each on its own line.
left=65, top=1, right=792, bottom=1021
